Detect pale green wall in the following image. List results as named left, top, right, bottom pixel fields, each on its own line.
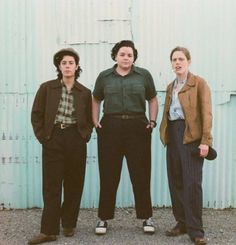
left=0, top=0, right=235, bottom=209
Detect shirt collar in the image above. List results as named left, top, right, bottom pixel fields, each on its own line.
left=61, top=79, right=76, bottom=90
left=174, top=77, right=187, bottom=86
left=103, top=64, right=142, bottom=77
left=112, top=64, right=135, bottom=75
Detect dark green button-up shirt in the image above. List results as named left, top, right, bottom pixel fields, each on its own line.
left=93, top=65, right=157, bottom=114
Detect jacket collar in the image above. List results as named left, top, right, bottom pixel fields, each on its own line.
left=180, top=72, right=196, bottom=92
left=167, top=72, right=196, bottom=93
left=50, top=79, right=83, bottom=91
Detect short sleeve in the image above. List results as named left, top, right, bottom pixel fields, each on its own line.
left=144, top=70, right=157, bottom=100
left=93, top=73, right=104, bottom=101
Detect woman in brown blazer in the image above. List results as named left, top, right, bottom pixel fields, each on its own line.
left=160, top=47, right=213, bottom=245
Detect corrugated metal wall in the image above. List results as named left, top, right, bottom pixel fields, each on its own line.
left=0, top=0, right=235, bottom=209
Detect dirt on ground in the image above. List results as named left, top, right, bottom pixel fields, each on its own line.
left=0, top=207, right=235, bottom=245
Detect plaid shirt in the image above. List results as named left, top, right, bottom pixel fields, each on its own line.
left=54, top=84, right=77, bottom=124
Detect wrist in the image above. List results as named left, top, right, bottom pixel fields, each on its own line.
left=149, top=120, right=157, bottom=128
left=94, top=122, right=99, bottom=127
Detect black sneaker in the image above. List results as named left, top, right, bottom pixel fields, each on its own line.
left=143, top=218, right=155, bottom=234
left=95, top=220, right=108, bottom=235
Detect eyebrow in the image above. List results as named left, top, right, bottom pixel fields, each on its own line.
left=119, top=52, right=133, bottom=55
left=172, top=57, right=185, bottom=61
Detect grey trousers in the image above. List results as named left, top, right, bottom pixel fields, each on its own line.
left=167, top=119, right=204, bottom=239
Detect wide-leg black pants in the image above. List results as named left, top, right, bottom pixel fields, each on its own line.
left=40, top=127, right=86, bottom=235
left=167, top=120, right=204, bottom=239
left=96, top=116, right=153, bottom=220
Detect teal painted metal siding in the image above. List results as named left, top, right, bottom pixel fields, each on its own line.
left=0, top=0, right=236, bottom=209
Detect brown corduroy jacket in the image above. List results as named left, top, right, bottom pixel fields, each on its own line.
left=31, top=79, right=93, bottom=143
left=159, top=72, right=213, bottom=146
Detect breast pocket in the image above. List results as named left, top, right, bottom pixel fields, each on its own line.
left=126, top=84, right=145, bottom=94
left=104, top=86, right=118, bottom=95
left=104, top=86, right=121, bottom=109
left=126, top=84, right=145, bottom=105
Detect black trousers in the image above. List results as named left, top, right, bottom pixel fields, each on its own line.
left=96, top=116, right=153, bottom=220
left=40, top=127, right=86, bottom=235
left=167, top=120, right=204, bottom=239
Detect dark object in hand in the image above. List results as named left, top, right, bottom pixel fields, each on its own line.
left=192, top=146, right=217, bottom=161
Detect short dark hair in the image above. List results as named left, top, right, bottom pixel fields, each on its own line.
left=111, top=40, right=138, bottom=62
left=170, top=46, right=191, bottom=61
left=53, top=48, right=82, bottom=79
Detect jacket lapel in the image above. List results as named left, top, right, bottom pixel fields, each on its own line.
left=49, top=80, right=62, bottom=119
left=179, top=72, right=196, bottom=93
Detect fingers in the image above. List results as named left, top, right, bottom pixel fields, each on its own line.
left=95, top=122, right=102, bottom=128
left=199, top=144, right=209, bottom=157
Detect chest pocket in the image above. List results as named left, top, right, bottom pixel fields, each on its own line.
left=104, top=85, right=121, bottom=110
left=126, top=84, right=145, bottom=94
left=104, top=86, right=119, bottom=95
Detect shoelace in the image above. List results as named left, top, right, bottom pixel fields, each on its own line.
left=98, top=221, right=106, bottom=227
left=145, top=218, right=154, bottom=226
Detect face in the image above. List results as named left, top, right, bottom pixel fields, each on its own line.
left=171, top=51, right=191, bottom=78
left=59, top=55, right=78, bottom=78
left=115, top=47, right=134, bottom=70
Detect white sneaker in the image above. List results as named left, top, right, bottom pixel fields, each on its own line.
left=95, top=220, right=108, bottom=235
left=143, top=217, right=155, bottom=234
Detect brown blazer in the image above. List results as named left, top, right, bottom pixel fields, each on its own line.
left=31, top=79, right=93, bottom=143
left=159, top=72, right=213, bottom=146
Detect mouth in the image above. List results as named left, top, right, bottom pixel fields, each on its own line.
left=175, top=66, right=182, bottom=71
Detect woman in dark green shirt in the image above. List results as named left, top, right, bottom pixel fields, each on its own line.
left=92, top=40, right=158, bottom=235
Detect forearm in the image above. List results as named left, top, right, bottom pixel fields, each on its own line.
left=148, top=96, right=158, bottom=121
left=200, top=83, right=213, bottom=145
left=92, top=96, right=101, bottom=126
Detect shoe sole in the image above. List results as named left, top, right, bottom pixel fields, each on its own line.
left=28, top=237, right=57, bottom=244
left=143, top=227, right=155, bottom=234
left=95, top=228, right=107, bottom=235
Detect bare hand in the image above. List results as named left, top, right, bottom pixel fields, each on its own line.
left=146, top=122, right=155, bottom=129
left=95, top=122, right=102, bottom=128
left=199, top=144, right=209, bottom=157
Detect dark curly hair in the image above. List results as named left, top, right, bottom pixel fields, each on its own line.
left=111, top=40, right=138, bottom=62
left=53, top=49, right=82, bottom=80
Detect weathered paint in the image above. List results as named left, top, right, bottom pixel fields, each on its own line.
left=0, top=0, right=235, bottom=209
